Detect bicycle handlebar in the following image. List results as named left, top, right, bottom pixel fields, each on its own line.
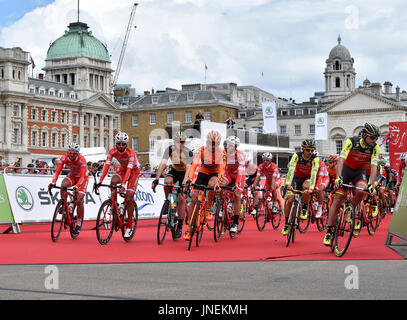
left=48, top=185, right=76, bottom=197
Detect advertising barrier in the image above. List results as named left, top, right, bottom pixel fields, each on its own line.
left=3, top=175, right=165, bottom=224
left=0, top=174, right=14, bottom=224
left=386, top=172, right=407, bottom=257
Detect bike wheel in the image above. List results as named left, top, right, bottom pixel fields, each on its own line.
left=352, top=206, right=362, bottom=238
left=367, top=206, right=379, bottom=236
left=214, top=199, right=226, bottom=242
left=196, top=213, right=205, bottom=247
left=255, top=200, right=267, bottom=231
left=122, top=201, right=138, bottom=242
left=157, top=200, right=170, bottom=245
left=286, top=203, right=298, bottom=247
left=237, top=199, right=247, bottom=234
left=271, top=201, right=282, bottom=230
left=188, top=202, right=200, bottom=250
left=96, top=199, right=115, bottom=245
left=297, top=204, right=311, bottom=234
left=51, top=200, right=66, bottom=242
left=317, top=198, right=329, bottom=232
left=334, top=202, right=355, bottom=257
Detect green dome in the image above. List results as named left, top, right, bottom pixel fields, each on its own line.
left=46, top=22, right=110, bottom=61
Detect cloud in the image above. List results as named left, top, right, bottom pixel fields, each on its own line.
left=1, top=0, right=407, bottom=102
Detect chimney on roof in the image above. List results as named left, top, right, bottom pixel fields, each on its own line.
left=383, top=81, right=393, bottom=94
left=144, top=91, right=150, bottom=96
left=38, top=73, right=44, bottom=80
left=396, top=86, right=400, bottom=102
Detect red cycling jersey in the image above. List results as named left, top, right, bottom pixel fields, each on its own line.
left=223, top=150, right=246, bottom=192
left=52, top=154, right=89, bottom=194
left=256, top=161, right=281, bottom=189
left=316, top=160, right=329, bottom=189
left=100, top=147, right=141, bottom=186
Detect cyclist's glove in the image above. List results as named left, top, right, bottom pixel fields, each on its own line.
left=48, top=183, right=55, bottom=192
left=367, top=184, right=376, bottom=194
left=335, top=176, right=343, bottom=188
left=152, top=179, right=159, bottom=193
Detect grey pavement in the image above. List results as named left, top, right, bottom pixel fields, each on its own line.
left=0, top=259, right=406, bottom=300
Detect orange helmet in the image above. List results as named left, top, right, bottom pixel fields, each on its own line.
left=328, top=155, right=338, bottom=162
left=206, top=130, right=221, bottom=145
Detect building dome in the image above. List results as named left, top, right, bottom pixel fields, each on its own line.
left=328, top=35, right=352, bottom=61
left=46, top=22, right=110, bottom=61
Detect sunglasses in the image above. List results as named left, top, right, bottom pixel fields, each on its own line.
left=302, top=148, right=314, bottom=152
left=367, top=135, right=379, bottom=141
left=116, top=142, right=127, bottom=146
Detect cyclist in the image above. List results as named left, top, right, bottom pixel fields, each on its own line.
left=184, top=130, right=225, bottom=240
left=98, top=132, right=141, bottom=239
left=219, top=136, right=246, bottom=233
left=281, top=139, right=319, bottom=236
left=388, top=169, right=398, bottom=212
left=327, top=155, right=338, bottom=189
left=398, top=153, right=407, bottom=185
left=48, top=143, right=89, bottom=235
left=151, top=131, right=194, bottom=239
left=314, top=157, right=330, bottom=218
left=251, top=153, right=282, bottom=218
left=323, top=123, right=380, bottom=246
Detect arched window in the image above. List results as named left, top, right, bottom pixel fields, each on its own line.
left=335, top=61, right=341, bottom=70
left=335, top=77, right=341, bottom=88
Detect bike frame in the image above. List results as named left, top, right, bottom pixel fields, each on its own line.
left=49, top=185, right=76, bottom=226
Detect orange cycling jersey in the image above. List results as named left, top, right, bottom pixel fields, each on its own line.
left=327, top=165, right=336, bottom=179
left=340, top=137, right=379, bottom=173
left=188, top=146, right=225, bottom=179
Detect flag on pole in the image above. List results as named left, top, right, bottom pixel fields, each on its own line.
left=30, top=55, right=36, bottom=69
left=205, top=64, right=208, bottom=70
left=315, top=113, right=328, bottom=140
left=262, top=101, right=277, bottom=134
left=380, top=131, right=391, bottom=146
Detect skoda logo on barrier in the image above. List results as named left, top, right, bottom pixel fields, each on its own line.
left=15, top=186, right=34, bottom=211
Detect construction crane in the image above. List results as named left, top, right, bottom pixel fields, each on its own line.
left=112, top=3, right=138, bottom=89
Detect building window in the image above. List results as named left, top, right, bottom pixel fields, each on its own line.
left=204, top=111, right=211, bottom=121
left=42, top=131, right=48, bottom=147
left=94, top=136, right=98, bottom=147
left=103, top=117, right=107, bottom=128
left=295, top=109, right=303, bottom=116
left=132, top=137, right=139, bottom=152
left=29, top=87, right=35, bottom=94
left=113, top=118, right=117, bottom=129
left=167, top=112, right=174, bottom=124
left=31, top=131, right=38, bottom=146
left=83, top=114, right=88, bottom=126
left=149, top=136, right=156, bottom=151
left=132, top=115, right=139, bottom=126
left=51, top=132, right=57, bottom=148
left=335, top=77, right=341, bottom=88
left=31, top=108, right=37, bottom=120
left=309, top=108, right=317, bottom=115
left=61, top=112, right=66, bottom=124
left=13, top=128, right=20, bottom=144
left=185, top=111, right=192, bottom=123
left=84, top=136, right=88, bottom=148
left=93, top=116, right=98, bottom=127
left=309, top=124, right=315, bottom=134
left=152, top=96, right=159, bottom=104
left=280, top=125, right=287, bottom=135
left=13, top=105, right=20, bottom=117
left=169, top=95, right=177, bottom=103
left=281, top=110, right=289, bottom=116
left=187, top=92, right=194, bottom=101
left=150, top=113, right=156, bottom=125
left=294, top=125, right=301, bottom=135
left=61, top=133, right=67, bottom=148
left=73, top=134, right=78, bottom=144
left=42, top=109, right=48, bottom=121
left=51, top=111, right=57, bottom=122
left=72, top=113, right=78, bottom=125
left=336, top=140, right=343, bottom=154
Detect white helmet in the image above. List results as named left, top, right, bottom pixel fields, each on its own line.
left=262, top=152, right=273, bottom=160
left=67, top=142, right=80, bottom=153
left=115, top=132, right=129, bottom=144
left=401, top=152, right=407, bottom=160
left=225, top=136, right=240, bottom=147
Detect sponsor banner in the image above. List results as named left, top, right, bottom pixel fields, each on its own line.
left=388, top=121, right=407, bottom=183
left=315, top=113, right=328, bottom=140
left=262, top=101, right=277, bottom=134
left=0, top=174, right=14, bottom=223
left=3, top=175, right=165, bottom=223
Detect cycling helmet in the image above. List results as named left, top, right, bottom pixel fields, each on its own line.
left=379, top=159, right=386, bottom=166
left=262, top=152, right=273, bottom=160
left=67, top=143, right=80, bottom=153
left=206, top=130, right=221, bottom=144
left=328, top=155, right=338, bottom=162
left=301, top=139, right=315, bottom=149
left=362, top=123, right=380, bottom=137
left=115, top=132, right=129, bottom=144
left=173, top=131, right=186, bottom=142
left=225, top=136, right=240, bottom=147
left=401, top=153, right=407, bottom=160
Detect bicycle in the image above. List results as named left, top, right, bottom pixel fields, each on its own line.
left=254, top=188, right=282, bottom=231
left=94, top=184, right=138, bottom=245
left=242, top=185, right=256, bottom=221
left=213, top=185, right=242, bottom=242
left=329, top=183, right=363, bottom=257
left=283, top=188, right=304, bottom=247
left=299, top=190, right=328, bottom=233
left=157, top=183, right=185, bottom=245
left=353, top=188, right=380, bottom=237
left=49, top=185, right=80, bottom=242
left=186, top=184, right=213, bottom=250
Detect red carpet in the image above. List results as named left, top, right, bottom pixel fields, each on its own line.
left=0, top=215, right=402, bottom=265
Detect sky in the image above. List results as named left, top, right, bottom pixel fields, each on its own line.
left=1, top=0, right=407, bottom=103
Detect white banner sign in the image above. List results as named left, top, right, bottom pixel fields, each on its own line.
left=3, top=175, right=166, bottom=223
left=315, top=112, right=328, bottom=140
left=262, top=101, right=277, bottom=134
